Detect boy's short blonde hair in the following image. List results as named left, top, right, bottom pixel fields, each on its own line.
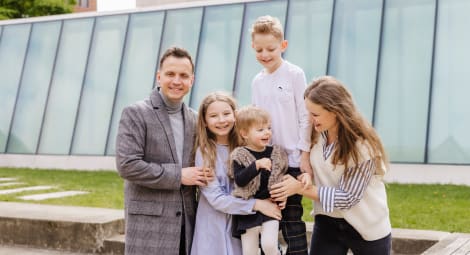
left=236, top=105, right=271, bottom=133
left=251, top=15, right=284, bottom=41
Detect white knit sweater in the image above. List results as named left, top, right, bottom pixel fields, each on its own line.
left=310, top=139, right=391, bottom=241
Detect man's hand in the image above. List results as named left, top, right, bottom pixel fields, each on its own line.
left=181, top=167, right=214, bottom=186
left=297, top=172, right=313, bottom=189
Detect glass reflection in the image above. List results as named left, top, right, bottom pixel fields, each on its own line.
left=38, top=18, right=94, bottom=154
left=7, top=22, right=61, bottom=154
left=0, top=24, right=31, bottom=153
left=71, top=15, right=129, bottom=155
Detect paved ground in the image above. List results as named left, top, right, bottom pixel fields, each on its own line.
left=0, top=245, right=91, bottom=255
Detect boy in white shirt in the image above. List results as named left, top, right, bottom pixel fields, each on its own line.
left=250, top=15, right=312, bottom=255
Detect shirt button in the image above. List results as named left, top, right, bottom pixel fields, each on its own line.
left=176, top=211, right=182, bottom=216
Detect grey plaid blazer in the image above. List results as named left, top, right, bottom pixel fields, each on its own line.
left=116, top=89, right=197, bottom=255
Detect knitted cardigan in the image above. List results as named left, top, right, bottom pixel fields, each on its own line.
left=228, top=145, right=288, bottom=200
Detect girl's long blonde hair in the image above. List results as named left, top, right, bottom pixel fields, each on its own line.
left=304, top=76, right=389, bottom=173
left=193, top=92, right=240, bottom=174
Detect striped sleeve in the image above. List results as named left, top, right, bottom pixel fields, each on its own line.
left=318, top=159, right=375, bottom=213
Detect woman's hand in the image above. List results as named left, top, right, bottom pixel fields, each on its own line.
left=253, top=199, right=282, bottom=220
left=271, top=174, right=319, bottom=201
left=269, top=175, right=304, bottom=202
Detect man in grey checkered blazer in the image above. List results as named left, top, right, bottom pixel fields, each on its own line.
left=116, top=47, right=212, bottom=255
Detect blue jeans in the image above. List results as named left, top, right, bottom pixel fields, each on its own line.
left=310, top=215, right=391, bottom=255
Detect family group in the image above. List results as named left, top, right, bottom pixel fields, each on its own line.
left=116, top=15, right=391, bottom=255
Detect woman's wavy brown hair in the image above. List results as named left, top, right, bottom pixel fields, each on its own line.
left=304, top=76, right=388, bottom=173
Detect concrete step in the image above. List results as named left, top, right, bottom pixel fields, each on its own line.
left=0, top=202, right=124, bottom=254
left=423, top=232, right=470, bottom=254
left=102, top=235, right=124, bottom=255
left=0, top=201, right=456, bottom=255
left=100, top=226, right=448, bottom=255
left=392, top=228, right=450, bottom=254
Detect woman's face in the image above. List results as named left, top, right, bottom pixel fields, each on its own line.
left=305, top=99, right=338, bottom=135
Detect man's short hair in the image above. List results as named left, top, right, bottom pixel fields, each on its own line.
left=159, top=47, right=195, bottom=73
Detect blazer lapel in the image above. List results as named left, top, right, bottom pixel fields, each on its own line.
left=150, top=90, right=178, bottom=163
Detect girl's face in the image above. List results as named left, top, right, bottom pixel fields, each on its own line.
left=205, top=101, right=236, bottom=144
left=241, top=122, right=272, bottom=152
left=305, top=99, right=338, bottom=136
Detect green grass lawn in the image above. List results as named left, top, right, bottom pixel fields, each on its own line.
left=1, top=167, right=470, bottom=233
left=0, top=167, right=124, bottom=209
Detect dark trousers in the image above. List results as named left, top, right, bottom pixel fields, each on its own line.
left=310, top=215, right=391, bottom=255
left=280, top=167, right=308, bottom=255
left=179, top=223, right=186, bottom=255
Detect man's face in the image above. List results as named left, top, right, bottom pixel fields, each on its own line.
left=157, top=56, right=194, bottom=104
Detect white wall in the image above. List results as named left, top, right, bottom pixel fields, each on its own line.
left=98, top=0, right=136, bottom=12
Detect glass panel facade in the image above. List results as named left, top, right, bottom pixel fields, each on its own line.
left=233, top=1, right=287, bottom=107
left=375, top=0, right=435, bottom=162
left=0, top=24, right=30, bottom=153
left=190, top=4, right=244, bottom=108
left=7, top=22, right=61, bottom=154
left=38, top=18, right=94, bottom=154
left=0, top=0, right=468, bottom=166
left=160, top=8, right=202, bottom=65
left=106, top=12, right=165, bottom=155
left=328, top=0, right=382, bottom=121
left=284, top=0, right=333, bottom=83
left=159, top=7, right=203, bottom=105
left=71, top=15, right=129, bottom=155
left=428, top=0, right=470, bottom=164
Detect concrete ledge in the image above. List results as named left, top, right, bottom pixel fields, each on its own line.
left=385, top=164, right=470, bottom=186
left=102, top=235, right=125, bottom=255
left=423, top=233, right=470, bottom=254
left=0, top=201, right=463, bottom=254
left=391, top=228, right=450, bottom=254
left=0, top=155, right=116, bottom=171
left=105, top=224, right=445, bottom=255
left=0, top=202, right=124, bottom=253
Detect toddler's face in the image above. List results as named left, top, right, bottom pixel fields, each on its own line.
left=242, top=122, right=272, bottom=152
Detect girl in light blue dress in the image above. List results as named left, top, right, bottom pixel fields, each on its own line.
left=190, top=92, right=281, bottom=255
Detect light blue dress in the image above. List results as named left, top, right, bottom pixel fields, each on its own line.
left=190, top=144, right=256, bottom=255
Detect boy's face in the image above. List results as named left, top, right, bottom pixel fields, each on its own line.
left=241, top=122, right=272, bottom=152
left=252, top=33, right=287, bottom=73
